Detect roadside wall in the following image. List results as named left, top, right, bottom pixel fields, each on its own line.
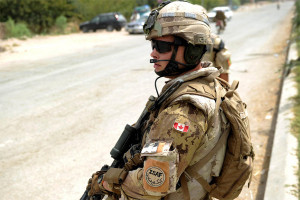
left=0, top=23, right=5, bottom=39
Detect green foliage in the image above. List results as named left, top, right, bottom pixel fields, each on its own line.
left=0, top=0, right=76, bottom=33
left=0, top=0, right=239, bottom=36
left=292, top=2, right=300, bottom=197
left=294, top=0, right=300, bottom=28
left=291, top=60, right=300, bottom=200
left=232, top=0, right=241, bottom=7
left=55, top=15, right=68, bottom=34
left=189, top=0, right=228, bottom=11
left=143, top=0, right=158, bottom=8
left=240, top=0, right=250, bottom=4
left=5, top=17, right=31, bottom=39
left=72, top=0, right=138, bottom=21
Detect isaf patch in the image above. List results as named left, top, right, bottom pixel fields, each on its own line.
left=145, top=167, right=165, bottom=187
left=143, top=158, right=170, bottom=193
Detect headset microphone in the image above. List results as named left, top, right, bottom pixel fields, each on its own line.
left=150, top=59, right=196, bottom=67
left=150, top=59, right=158, bottom=63
left=150, top=59, right=170, bottom=63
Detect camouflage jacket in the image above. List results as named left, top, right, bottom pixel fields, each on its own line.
left=120, top=67, right=228, bottom=200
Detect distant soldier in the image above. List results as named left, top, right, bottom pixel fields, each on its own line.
left=214, top=10, right=226, bottom=28
left=202, top=33, right=231, bottom=82
left=194, top=6, right=231, bottom=81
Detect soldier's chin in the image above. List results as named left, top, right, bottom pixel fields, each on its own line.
left=154, top=66, right=164, bottom=72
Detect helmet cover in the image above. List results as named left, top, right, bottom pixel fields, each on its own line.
left=144, top=1, right=212, bottom=45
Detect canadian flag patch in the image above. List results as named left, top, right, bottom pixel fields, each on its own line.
left=173, top=122, right=189, bottom=133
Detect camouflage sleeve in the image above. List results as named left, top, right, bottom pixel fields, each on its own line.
left=121, top=101, right=207, bottom=199
left=216, top=48, right=231, bottom=73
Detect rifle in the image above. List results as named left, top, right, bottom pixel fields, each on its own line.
left=80, top=79, right=184, bottom=200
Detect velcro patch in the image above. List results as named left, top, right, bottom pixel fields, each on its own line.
left=141, top=141, right=172, bottom=155
left=162, top=12, right=175, bottom=17
left=143, top=158, right=169, bottom=192
left=185, top=12, right=196, bottom=19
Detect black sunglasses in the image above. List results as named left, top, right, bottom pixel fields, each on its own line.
left=151, top=39, right=174, bottom=53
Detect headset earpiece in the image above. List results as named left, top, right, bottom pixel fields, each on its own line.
left=184, top=44, right=207, bottom=64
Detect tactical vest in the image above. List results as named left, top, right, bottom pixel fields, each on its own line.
left=164, top=73, right=228, bottom=200
left=141, top=68, right=228, bottom=200
left=144, top=68, right=254, bottom=200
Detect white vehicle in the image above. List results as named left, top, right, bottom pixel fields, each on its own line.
left=125, top=12, right=150, bottom=34
left=207, top=6, right=233, bottom=22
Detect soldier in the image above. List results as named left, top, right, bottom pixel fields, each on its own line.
left=214, top=10, right=226, bottom=28
left=194, top=5, right=231, bottom=82
left=202, top=33, right=231, bottom=82
left=86, top=1, right=230, bottom=200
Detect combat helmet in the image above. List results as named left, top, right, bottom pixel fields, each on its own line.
left=144, top=0, right=212, bottom=77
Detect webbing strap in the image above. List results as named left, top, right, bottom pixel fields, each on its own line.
left=202, top=70, right=221, bottom=83
left=230, top=80, right=239, bottom=90
left=248, top=157, right=253, bottom=187
left=185, top=167, right=215, bottom=193
left=226, top=80, right=239, bottom=97
left=210, top=79, right=223, bottom=128
left=180, top=174, right=191, bottom=200
left=195, top=176, right=215, bottom=193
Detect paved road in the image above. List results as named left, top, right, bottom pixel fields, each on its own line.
left=0, top=2, right=294, bottom=199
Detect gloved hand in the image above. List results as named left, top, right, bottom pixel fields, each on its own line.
left=86, top=171, right=109, bottom=199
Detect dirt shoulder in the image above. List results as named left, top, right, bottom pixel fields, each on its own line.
left=237, top=8, right=294, bottom=200
left=0, top=30, right=129, bottom=68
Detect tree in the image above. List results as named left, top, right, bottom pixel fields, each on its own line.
left=0, top=0, right=76, bottom=33
left=72, top=0, right=137, bottom=21
left=189, top=0, right=228, bottom=10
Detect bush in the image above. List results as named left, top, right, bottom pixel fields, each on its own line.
left=55, top=15, right=67, bottom=34
left=232, top=0, right=241, bottom=7
left=0, top=0, right=77, bottom=34
left=5, top=18, right=31, bottom=39
left=294, top=0, right=300, bottom=28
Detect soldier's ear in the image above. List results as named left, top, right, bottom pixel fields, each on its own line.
left=184, top=44, right=206, bottom=64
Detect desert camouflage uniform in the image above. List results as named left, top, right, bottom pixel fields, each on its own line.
left=202, top=33, right=231, bottom=74
left=119, top=66, right=229, bottom=200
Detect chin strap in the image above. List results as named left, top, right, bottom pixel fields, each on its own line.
left=155, top=37, right=198, bottom=77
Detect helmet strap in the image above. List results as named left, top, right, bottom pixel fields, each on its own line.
left=155, top=38, right=198, bottom=77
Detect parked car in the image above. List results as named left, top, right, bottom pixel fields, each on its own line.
left=130, top=5, right=151, bottom=21
left=79, top=12, right=127, bottom=32
left=207, top=6, right=233, bottom=22
left=125, top=12, right=150, bottom=34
